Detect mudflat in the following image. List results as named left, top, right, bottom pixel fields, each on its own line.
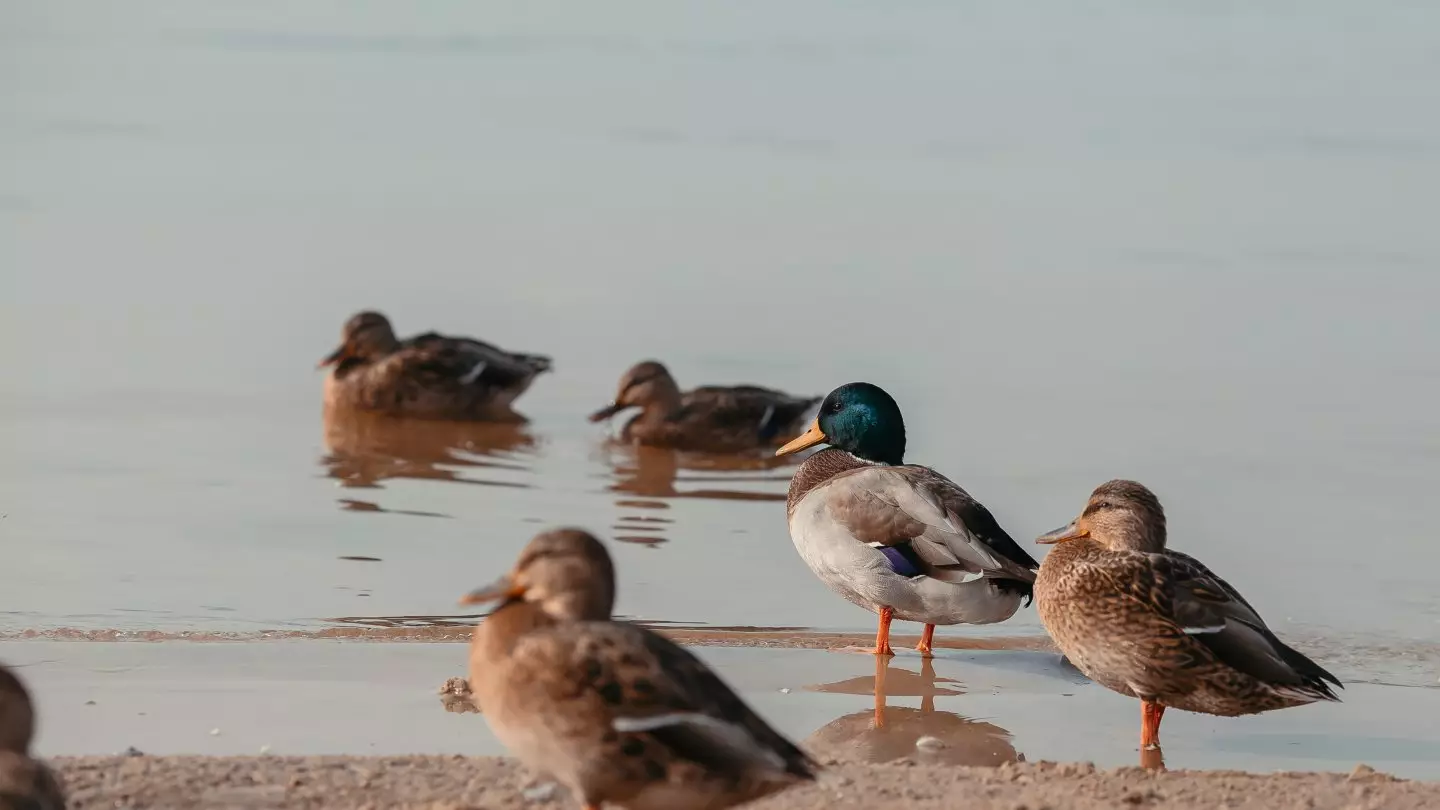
left=55, top=756, right=1438, bottom=810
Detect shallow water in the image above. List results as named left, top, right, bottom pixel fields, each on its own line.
left=3, top=0, right=1440, bottom=729
left=10, top=641, right=1440, bottom=778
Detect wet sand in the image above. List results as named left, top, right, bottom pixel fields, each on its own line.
left=54, top=756, right=1440, bottom=810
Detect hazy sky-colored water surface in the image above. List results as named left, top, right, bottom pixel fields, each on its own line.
left=3, top=2, right=1439, bottom=664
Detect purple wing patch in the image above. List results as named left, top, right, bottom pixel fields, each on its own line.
left=878, top=543, right=925, bottom=578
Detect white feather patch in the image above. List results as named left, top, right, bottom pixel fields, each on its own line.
left=459, top=360, right=488, bottom=385
left=1182, top=624, right=1227, bottom=635
left=613, top=713, right=785, bottom=770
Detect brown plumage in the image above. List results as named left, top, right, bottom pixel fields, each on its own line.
left=0, top=666, right=65, bottom=810
left=463, top=529, right=817, bottom=810
left=1034, top=480, right=1341, bottom=752
left=589, top=361, right=818, bottom=453
left=318, top=311, right=552, bottom=422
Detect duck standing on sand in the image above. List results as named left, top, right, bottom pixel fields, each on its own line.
left=1034, top=479, right=1342, bottom=752
left=589, top=361, right=819, bottom=453
left=0, top=665, right=65, bottom=810
left=318, top=311, right=552, bottom=422
left=461, top=529, right=817, bottom=810
left=775, top=383, right=1039, bottom=657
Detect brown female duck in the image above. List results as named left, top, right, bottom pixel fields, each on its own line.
left=0, top=665, right=65, bottom=810
left=318, top=311, right=551, bottom=422
left=1034, top=480, right=1341, bottom=752
left=462, top=529, right=817, bottom=810
left=589, top=361, right=818, bottom=453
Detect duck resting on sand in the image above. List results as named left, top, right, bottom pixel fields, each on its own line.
left=318, top=311, right=551, bottom=422
left=1034, top=479, right=1342, bottom=752
left=589, top=361, right=818, bottom=453
left=462, top=529, right=817, bottom=810
left=0, top=664, right=65, bottom=810
left=776, top=382, right=1039, bottom=658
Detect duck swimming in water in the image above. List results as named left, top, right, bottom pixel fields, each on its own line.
left=590, top=360, right=818, bottom=453
left=318, top=311, right=551, bottom=422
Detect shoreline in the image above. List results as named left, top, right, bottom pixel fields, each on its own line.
left=0, top=625, right=1058, bottom=651
left=55, top=756, right=1440, bottom=809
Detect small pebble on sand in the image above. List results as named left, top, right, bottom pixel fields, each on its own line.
left=521, top=782, right=560, bottom=802
left=210, top=728, right=221, bottom=736
left=779, top=688, right=791, bottom=694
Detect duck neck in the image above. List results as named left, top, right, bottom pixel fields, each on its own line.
left=473, top=598, right=557, bottom=659
left=632, top=380, right=684, bottom=422
left=787, top=447, right=876, bottom=515
left=1100, top=518, right=1167, bottom=553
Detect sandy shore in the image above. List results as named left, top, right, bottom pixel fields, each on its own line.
left=55, top=755, right=1438, bottom=809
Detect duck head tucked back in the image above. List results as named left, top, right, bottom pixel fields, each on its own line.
left=460, top=529, right=616, bottom=623
left=776, top=382, right=906, bottom=465
left=318, top=311, right=402, bottom=370
left=1037, top=479, right=1167, bottom=553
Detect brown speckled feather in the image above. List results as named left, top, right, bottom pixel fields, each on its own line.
left=0, top=667, right=64, bottom=810
left=473, top=608, right=815, bottom=809
left=468, top=529, right=815, bottom=810
left=1036, top=540, right=1340, bottom=716
left=322, top=313, right=550, bottom=422
left=0, top=753, right=64, bottom=810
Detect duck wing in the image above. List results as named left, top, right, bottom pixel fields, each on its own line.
left=820, top=465, right=1039, bottom=590
left=1146, top=552, right=1342, bottom=698
left=512, top=621, right=818, bottom=782
left=682, top=386, right=820, bottom=442
left=398, top=332, right=552, bottom=393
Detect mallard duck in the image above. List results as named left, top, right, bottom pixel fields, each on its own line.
left=589, top=361, right=819, bottom=453
left=0, top=665, right=65, bottom=810
left=461, top=529, right=817, bottom=810
left=1034, top=479, right=1342, bottom=752
left=318, top=311, right=551, bottom=422
left=775, top=382, right=1039, bottom=658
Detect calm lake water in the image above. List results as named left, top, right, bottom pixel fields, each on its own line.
left=3, top=2, right=1439, bottom=682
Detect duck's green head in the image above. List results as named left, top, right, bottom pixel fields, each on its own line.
left=775, top=382, right=906, bottom=465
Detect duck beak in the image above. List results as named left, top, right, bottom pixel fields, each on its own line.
left=588, top=402, right=624, bottom=422
left=776, top=418, right=827, bottom=457
left=459, top=576, right=526, bottom=605
left=1036, top=521, right=1088, bottom=544
left=317, top=345, right=346, bottom=369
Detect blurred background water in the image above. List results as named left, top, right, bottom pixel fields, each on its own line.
left=2, top=2, right=1438, bottom=671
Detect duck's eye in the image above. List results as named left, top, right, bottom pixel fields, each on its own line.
left=827, top=401, right=843, bottom=414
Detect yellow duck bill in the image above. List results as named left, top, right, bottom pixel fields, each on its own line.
left=776, top=419, right=827, bottom=457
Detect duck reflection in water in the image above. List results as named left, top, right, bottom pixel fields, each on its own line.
left=804, top=657, right=1022, bottom=767
left=602, top=444, right=793, bottom=545
left=321, top=408, right=537, bottom=514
